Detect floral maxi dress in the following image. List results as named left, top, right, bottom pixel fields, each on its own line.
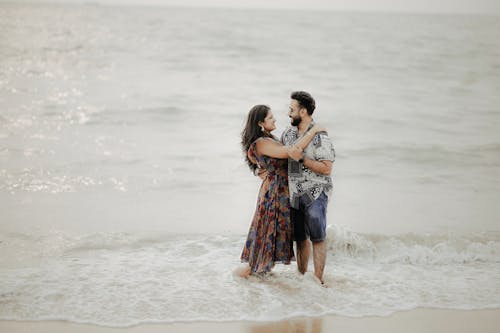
left=241, top=137, right=295, bottom=274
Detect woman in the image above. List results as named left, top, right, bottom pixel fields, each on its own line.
left=238, top=104, right=324, bottom=277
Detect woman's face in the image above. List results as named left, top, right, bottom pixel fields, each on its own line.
left=260, top=111, right=277, bottom=132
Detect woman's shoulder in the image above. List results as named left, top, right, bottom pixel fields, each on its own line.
left=249, top=137, right=270, bottom=154
left=251, top=136, right=280, bottom=159
left=252, top=136, right=277, bottom=146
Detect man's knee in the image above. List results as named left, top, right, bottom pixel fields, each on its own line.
left=296, top=239, right=309, bottom=250
left=308, top=221, right=326, bottom=242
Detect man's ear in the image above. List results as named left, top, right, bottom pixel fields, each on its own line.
left=299, top=108, right=308, bottom=117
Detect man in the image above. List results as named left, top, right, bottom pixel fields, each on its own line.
left=281, top=91, right=335, bottom=285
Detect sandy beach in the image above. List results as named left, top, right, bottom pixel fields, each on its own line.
left=1, top=2, right=500, bottom=330
left=1, top=309, right=499, bottom=333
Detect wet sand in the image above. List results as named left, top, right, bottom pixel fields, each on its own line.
left=1, top=308, right=499, bottom=333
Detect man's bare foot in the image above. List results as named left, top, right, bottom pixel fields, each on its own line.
left=234, top=266, right=251, bottom=278
left=313, top=274, right=329, bottom=288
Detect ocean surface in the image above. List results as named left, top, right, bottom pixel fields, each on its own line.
left=1, top=2, right=500, bottom=327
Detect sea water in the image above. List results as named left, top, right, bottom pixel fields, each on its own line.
left=1, top=2, right=499, bottom=327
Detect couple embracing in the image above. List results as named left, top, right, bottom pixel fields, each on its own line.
left=238, top=91, right=335, bottom=286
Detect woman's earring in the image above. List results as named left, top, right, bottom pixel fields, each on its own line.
left=260, top=125, right=265, bottom=132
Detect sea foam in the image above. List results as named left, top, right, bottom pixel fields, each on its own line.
left=0, top=226, right=499, bottom=327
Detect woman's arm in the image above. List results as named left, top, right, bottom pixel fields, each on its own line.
left=256, top=125, right=325, bottom=159
left=255, top=138, right=298, bottom=159
left=294, top=124, right=326, bottom=151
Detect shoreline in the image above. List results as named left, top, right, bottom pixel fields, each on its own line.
left=1, top=309, right=499, bottom=333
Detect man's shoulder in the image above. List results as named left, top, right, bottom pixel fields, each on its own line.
left=312, top=131, right=332, bottom=146
left=281, top=126, right=297, bottom=144
left=312, top=131, right=335, bottom=162
left=283, top=126, right=296, bottom=135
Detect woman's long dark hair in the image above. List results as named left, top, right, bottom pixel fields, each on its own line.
left=241, top=104, right=273, bottom=172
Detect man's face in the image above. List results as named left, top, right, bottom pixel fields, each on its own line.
left=288, top=99, right=302, bottom=126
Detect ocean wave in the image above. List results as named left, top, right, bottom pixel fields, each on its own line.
left=0, top=227, right=499, bottom=326
left=326, top=225, right=500, bottom=264
left=2, top=227, right=499, bottom=264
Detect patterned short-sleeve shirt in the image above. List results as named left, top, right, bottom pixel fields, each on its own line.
left=281, top=122, right=335, bottom=209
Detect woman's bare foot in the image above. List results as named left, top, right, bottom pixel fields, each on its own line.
left=234, top=266, right=252, bottom=278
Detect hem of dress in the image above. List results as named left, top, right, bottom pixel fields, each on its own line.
left=240, top=258, right=296, bottom=274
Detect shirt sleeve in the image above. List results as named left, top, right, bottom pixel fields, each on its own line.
left=281, top=127, right=294, bottom=146
left=314, top=133, right=335, bottom=162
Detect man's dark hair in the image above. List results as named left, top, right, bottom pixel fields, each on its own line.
left=291, top=91, right=315, bottom=115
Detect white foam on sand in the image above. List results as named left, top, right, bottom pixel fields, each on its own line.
left=0, top=226, right=499, bottom=327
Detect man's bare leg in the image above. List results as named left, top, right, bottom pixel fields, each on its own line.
left=296, top=239, right=311, bottom=274
left=312, top=240, right=327, bottom=284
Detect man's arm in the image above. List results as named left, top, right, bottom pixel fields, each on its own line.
left=303, top=132, right=335, bottom=175
left=303, top=158, right=332, bottom=175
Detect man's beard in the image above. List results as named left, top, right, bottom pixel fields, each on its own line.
left=291, top=116, right=301, bottom=127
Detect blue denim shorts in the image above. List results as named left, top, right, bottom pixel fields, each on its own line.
left=291, top=191, right=328, bottom=242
